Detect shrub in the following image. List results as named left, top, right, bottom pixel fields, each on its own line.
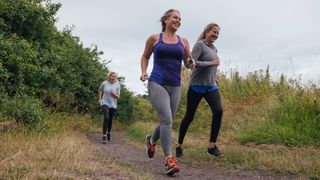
left=1, top=95, right=49, bottom=130
left=115, top=81, right=134, bottom=123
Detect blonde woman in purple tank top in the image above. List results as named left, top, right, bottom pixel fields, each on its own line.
left=139, top=9, right=195, bottom=176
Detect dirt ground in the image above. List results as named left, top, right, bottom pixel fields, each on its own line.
left=87, top=132, right=305, bottom=180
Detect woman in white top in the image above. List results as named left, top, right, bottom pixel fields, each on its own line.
left=98, top=72, right=120, bottom=143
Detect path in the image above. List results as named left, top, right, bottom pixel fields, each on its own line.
left=87, top=132, right=302, bottom=180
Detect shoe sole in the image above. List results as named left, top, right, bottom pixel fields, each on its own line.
left=207, top=152, right=224, bottom=158
left=165, top=166, right=180, bottom=175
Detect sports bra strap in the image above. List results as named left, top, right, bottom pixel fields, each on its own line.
left=159, top=33, right=163, bottom=42
left=159, top=33, right=182, bottom=44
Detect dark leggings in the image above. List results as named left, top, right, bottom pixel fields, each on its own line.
left=178, top=88, right=223, bottom=144
left=102, top=105, right=115, bottom=135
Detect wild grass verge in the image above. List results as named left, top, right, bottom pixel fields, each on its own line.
left=127, top=69, right=320, bottom=179
left=0, top=113, right=151, bottom=179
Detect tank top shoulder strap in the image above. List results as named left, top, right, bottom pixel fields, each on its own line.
left=159, top=33, right=163, bottom=43
left=177, top=35, right=183, bottom=45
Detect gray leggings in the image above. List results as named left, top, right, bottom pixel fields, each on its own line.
left=148, top=81, right=181, bottom=156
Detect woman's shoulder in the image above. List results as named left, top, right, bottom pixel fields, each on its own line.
left=196, top=39, right=206, bottom=45
left=148, top=34, right=160, bottom=41
left=101, top=80, right=108, bottom=85
left=145, top=34, right=160, bottom=46
left=100, top=81, right=107, bottom=88
left=180, top=36, right=189, bottom=44
left=178, top=36, right=189, bottom=49
left=192, top=40, right=205, bottom=49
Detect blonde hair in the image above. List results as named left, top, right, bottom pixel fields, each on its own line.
left=160, top=9, right=180, bottom=32
left=197, top=23, right=220, bottom=41
left=107, top=71, right=118, bottom=82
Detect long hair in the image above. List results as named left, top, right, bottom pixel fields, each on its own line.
left=197, top=23, right=220, bottom=41
left=160, top=9, right=180, bottom=32
left=107, top=71, right=118, bottom=82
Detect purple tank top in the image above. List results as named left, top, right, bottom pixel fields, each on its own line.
left=149, top=33, right=185, bottom=86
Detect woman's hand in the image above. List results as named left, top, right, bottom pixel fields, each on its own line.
left=212, top=59, right=220, bottom=66
left=186, top=58, right=196, bottom=70
left=140, top=73, right=149, bottom=82
left=110, top=90, right=120, bottom=100
left=215, top=80, right=220, bottom=86
left=188, top=58, right=196, bottom=70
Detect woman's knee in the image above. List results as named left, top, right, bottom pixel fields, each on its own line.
left=160, top=117, right=172, bottom=126
left=213, top=107, right=223, bottom=115
left=182, top=115, right=194, bottom=124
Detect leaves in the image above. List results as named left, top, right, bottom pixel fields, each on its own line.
left=0, top=0, right=134, bottom=121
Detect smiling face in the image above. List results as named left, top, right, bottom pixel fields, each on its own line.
left=160, top=9, right=181, bottom=32
left=164, top=11, right=181, bottom=31
left=205, top=26, right=220, bottom=43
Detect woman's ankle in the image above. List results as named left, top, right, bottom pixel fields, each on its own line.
left=208, top=142, right=216, bottom=148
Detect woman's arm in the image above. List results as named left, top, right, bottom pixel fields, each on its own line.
left=181, top=37, right=195, bottom=69
left=98, top=88, right=103, bottom=105
left=192, top=42, right=219, bottom=67
left=196, top=58, right=220, bottom=67
left=110, top=91, right=120, bottom=100
left=140, top=34, right=158, bottom=81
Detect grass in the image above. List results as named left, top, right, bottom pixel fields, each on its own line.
left=1, top=68, right=319, bottom=179
left=238, top=86, right=320, bottom=147
left=127, top=69, right=320, bottom=179
left=0, top=113, right=152, bottom=179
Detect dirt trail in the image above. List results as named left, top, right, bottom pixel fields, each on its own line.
left=87, top=132, right=302, bottom=180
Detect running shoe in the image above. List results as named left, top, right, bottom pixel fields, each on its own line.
left=176, top=146, right=183, bottom=157
left=207, top=145, right=224, bottom=158
left=165, top=156, right=180, bottom=175
left=101, top=135, right=107, bottom=144
left=107, top=133, right=111, bottom=141
left=146, top=135, right=156, bottom=158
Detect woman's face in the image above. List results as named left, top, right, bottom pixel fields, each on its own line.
left=165, top=11, right=181, bottom=31
left=109, top=74, right=117, bottom=82
left=205, top=26, right=220, bottom=43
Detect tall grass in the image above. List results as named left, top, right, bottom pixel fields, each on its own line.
left=130, top=68, right=320, bottom=178
left=239, top=74, right=320, bottom=147
left=0, top=113, right=151, bottom=179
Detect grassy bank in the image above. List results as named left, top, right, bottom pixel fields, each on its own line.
left=127, top=69, right=320, bottom=179
left=0, top=113, right=151, bottom=179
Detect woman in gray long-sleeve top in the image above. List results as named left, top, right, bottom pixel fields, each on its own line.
left=176, top=23, right=224, bottom=158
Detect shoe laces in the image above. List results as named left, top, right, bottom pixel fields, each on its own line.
left=150, top=144, right=156, bottom=152
left=166, top=157, right=177, bottom=167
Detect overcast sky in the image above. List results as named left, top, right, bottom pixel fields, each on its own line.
left=52, top=0, right=320, bottom=94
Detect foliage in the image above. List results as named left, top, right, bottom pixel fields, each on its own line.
left=115, top=77, right=134, bottom=123
left=239, top=75, right=320, bottom=147
left=0, top=0, right=134, bottom=122
left=1, top=95, right=49, bottom=130
left=134, top=67, right=320, bottom=148
left=218, top=66, right=272, bottom=103
left=129, top=68, right=320, bottom=177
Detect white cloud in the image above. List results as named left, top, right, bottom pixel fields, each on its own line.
left=52, top=0, right=320, bottom=94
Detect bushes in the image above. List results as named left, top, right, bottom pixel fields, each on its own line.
left=115, top=79, right=134, bottom=123
left=0, top=0, right=125, bottom=116
left=1, top=95, right=49, bottom=130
